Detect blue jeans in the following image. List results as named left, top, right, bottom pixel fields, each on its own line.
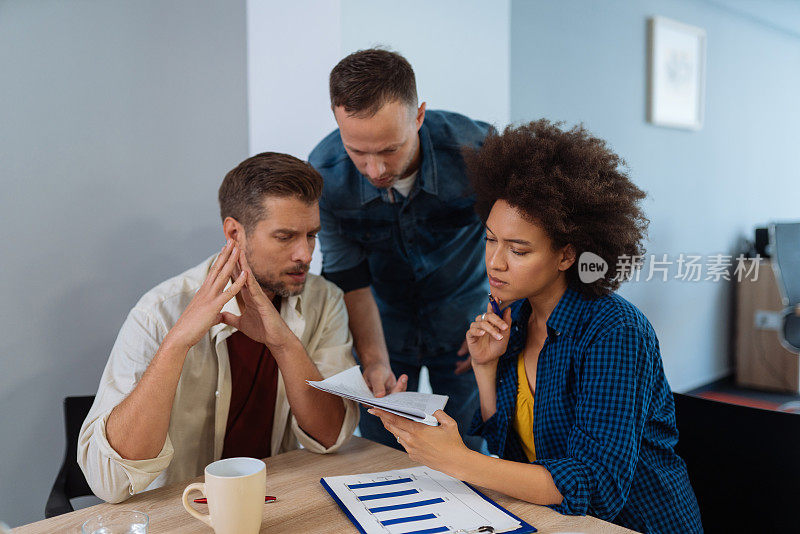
left=358, top=353, right=486, bottom=453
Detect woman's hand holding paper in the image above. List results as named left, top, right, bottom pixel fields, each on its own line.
left=368, top=408, right=469, bottom=476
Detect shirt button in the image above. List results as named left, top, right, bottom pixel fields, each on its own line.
left=555, top=331, right=561, bottom=336
left=215, top=390, right=220, bottom=397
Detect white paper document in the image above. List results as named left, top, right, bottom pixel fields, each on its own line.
left=321, top=466, right=530, bottom=534
left=307, top=366, right=448, bottom=426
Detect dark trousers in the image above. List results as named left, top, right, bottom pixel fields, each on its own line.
left=358, top=353, right=486, bottom=453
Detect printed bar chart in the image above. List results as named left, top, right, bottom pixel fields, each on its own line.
left=320, top=466, right=535, bottom=534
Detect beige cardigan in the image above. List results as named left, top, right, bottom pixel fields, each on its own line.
left=78, top=255, right=359, bottom=503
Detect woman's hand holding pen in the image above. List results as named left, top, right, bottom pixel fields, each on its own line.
left=466, top=302, right=513, bottom=369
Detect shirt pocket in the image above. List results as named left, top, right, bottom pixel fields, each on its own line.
left=420, top=204, right=481, bottom=244
left=340, top=219, right=394, bottom=253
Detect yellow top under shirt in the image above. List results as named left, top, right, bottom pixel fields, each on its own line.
left=513, top=351, right=537, bottom=462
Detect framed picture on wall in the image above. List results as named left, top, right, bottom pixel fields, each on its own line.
left=647, top=16, right=706, bottom=130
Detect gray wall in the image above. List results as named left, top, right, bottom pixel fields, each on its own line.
left=0, top=0, right=248, bottom=526
left=510, top=0, right=800, bottom=391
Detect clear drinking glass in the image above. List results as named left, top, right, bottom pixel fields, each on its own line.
left=81, top=510, right=149, bottom=534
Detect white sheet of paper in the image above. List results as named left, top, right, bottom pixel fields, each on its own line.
left=322, top=466, right=522, bottom=534
left=307, top=366, right=448, bottom=425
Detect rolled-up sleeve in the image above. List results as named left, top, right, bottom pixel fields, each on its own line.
left=535, top=324, right=654, bottom=519
left=291, top=285, right=359, bottom=453
left=77, top=308, right=174, bottom=503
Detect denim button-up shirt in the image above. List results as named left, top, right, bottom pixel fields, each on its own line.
left=309, top=110, right=490, bottom=359
left=470, top=288, right=703, bottom=534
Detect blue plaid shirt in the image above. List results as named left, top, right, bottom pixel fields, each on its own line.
left=470, top=288, right=703, bottom=533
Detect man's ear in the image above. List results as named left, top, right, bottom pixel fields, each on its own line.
left=559, top=244, right=577, bottom=271
left=222, top=217, right=245, bottom=247
left=415, top=102, right=426, bottom=130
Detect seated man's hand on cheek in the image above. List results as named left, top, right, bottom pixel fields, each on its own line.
left=167, top=240, right=248, bottom=352
left=220, top=251, right=296, bottom=352
left=368, top=409, right=470, bottom=475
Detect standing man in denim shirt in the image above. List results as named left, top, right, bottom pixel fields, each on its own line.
left=309, top=49, right=490, bottom=450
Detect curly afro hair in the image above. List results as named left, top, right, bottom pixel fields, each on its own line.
left=464, top=119, right=649, bottom=298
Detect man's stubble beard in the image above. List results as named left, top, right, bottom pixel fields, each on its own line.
left=245, top=248, right=309, bottom=298
left=253, top=272, right=303, bottom=298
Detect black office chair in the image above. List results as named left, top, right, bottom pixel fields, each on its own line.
left=45, top=395, right=96, bottom=518
left=673, top=393, right=800, bottom=533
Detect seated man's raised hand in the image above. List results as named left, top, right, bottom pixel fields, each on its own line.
left=165, top=240, right=247, bottom=351
left=219, top=251, right=295, bottom=352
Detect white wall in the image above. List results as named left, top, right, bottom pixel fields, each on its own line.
left=246, top=0, right=342, bottom=159
left=0, top=0, right=248, bottom=527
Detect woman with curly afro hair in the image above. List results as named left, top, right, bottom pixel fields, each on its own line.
left=369, top=120, right=702, bottom=533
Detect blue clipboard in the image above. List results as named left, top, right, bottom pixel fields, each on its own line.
left=320, top=477, right=537, bottom=534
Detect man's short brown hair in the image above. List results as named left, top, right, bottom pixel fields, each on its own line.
left=218, top=152, right=323, bottom=232
left=329, top=48, right=418, bottom=118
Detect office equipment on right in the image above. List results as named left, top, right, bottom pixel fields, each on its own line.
left=737, top=221, right=800, bottom=393
left=769, top=222, right=800, bottom=353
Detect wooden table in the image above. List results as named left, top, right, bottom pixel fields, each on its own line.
left=15, top=437, right=637, bottom=533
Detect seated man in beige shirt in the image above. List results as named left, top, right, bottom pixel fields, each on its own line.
left=78, top=152, right=359, bottom=503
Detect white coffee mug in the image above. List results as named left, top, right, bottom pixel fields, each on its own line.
left=182, top=457, right=266, bottom=534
